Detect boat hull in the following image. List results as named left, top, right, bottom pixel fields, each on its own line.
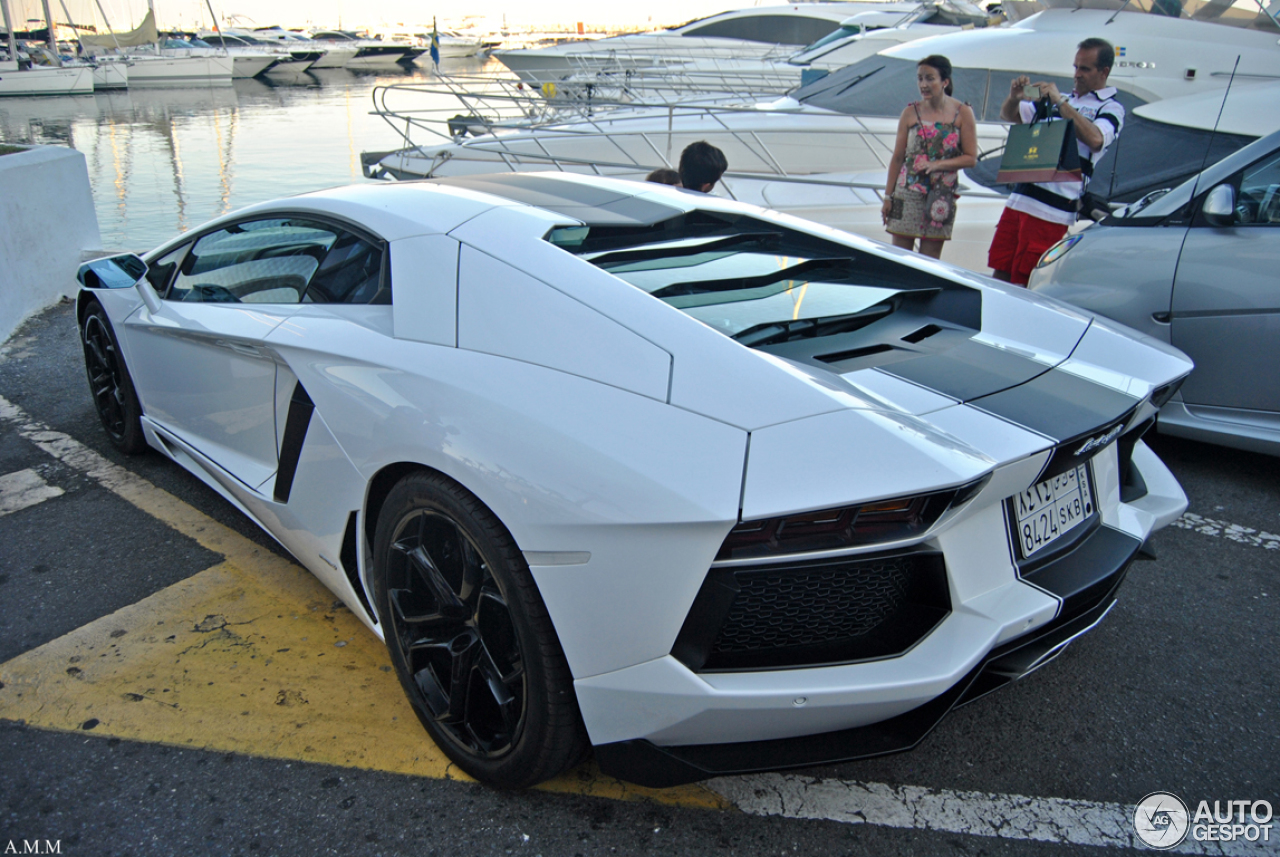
left=127, top=56, right=234, bottom=86
left=0, top=65, right=94, bottom=96
left=90, top=60, right=128, bottom=89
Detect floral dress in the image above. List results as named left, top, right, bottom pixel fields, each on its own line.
left=885, top=102, right=964, bottom=241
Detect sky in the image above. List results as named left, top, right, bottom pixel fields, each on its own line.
left=8, top=0, right=738, bottom=33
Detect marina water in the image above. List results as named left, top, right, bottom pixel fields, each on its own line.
left=0, top=58, right=500, bottom=252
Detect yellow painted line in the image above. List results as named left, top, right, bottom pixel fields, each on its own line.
left=0, top=395, right=728, bottom=810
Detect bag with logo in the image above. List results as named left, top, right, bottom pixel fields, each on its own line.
left=996, top=118, right=1081, bottom=185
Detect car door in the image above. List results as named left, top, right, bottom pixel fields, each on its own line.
left=123, top=216, right=358, bottom=491
left=1170, top=148, right=1280, bottom=418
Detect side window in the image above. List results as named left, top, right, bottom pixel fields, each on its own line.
left=303, top=232, right=388, bottom=304
left=146, top=244, right=188, bottom=294
left=1238, top=153, right=1280, bottom=226
left=166, top=217, right=387, bottom=305
left=168, top=218, right=338, bottom=304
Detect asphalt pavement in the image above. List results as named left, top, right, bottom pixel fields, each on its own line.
left=1, top=300, right=1276, bottom=857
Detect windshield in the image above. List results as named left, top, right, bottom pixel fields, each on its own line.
left=801, top=23, right=863, bottom=53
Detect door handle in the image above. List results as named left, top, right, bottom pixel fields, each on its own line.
left=217, top=340, right=263, bottom=357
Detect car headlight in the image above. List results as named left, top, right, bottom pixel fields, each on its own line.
left=1036, top=234, right=1082, bottom=269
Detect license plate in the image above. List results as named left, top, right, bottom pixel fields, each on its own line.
left=1009, top=462, right=1096, bottom=560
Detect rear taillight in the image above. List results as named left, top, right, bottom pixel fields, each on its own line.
left=717, top=477, right=987, bottom=561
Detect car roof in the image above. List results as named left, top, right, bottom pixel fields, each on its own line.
left=268, top=173, right=717, bottom=240
left=427, top=173, right=687, bottom=227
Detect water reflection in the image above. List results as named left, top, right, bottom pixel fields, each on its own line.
left=0, top=58, right=500, bottom=251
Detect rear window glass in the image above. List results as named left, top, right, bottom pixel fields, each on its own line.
left=550, top=212, right=967, bottom=345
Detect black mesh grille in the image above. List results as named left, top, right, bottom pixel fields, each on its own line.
left=673, top=550, right=951, bottom=672
left=714, top=558, right=911, bottom=654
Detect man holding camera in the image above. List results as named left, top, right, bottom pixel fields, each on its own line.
left=987, top=38, right=1124, bottom=285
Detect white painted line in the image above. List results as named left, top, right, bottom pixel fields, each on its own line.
left=1172, top=512, right=1280, bottom=551
left=709, top=774, right=1262, bottom=855
left=0, top=397, right=154, bottom=499
left=0, top=468, right=65, bottom=516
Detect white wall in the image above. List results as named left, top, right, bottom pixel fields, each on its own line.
left=0, top=145, right=102, bottom=344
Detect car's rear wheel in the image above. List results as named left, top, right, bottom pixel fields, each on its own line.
left=81, top=301, right=147, bottom=455
left=371, top=471, right=588, bottom=789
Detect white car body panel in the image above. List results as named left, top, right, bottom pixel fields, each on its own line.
left=457, top=246, right=673, bottom=401
left=390, top=234, right=459, bottom=346
left=77, top=173, right=1195, bottom=786
left=125, top=304, right=295, bottom=489
left=741, top=408, right=992, bottom=521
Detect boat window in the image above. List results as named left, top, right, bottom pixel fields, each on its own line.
left=166, top=218, right=388, bottom=305
left=799, top=24, right=863, bottom=54
left=795, top=56, right=1074, bottom=122
left=682, top=15, right=844, bottom=46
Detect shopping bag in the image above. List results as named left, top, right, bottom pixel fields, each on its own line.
left=996, top=119, right=1081, bottom=184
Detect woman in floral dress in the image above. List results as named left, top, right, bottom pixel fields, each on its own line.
left=881, top=55, right=978, bottom=259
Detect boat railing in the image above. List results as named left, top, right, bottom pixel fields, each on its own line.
left=554, top=49, right=801, bottom=100
left=367, top=113, right=908, bottom=185
left=364, top=134, right=1004, bottom=207
left=370, top=72, right=787, bottom=148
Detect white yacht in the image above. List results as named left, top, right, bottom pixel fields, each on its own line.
left=78, top=10, right=233, bottom=87
left=249, top=27, right=357, bottom=69
left=167, top=35, right=282, bottom=79
left=542, top=0, right=996, bottom=102
left=0, top=56, right=94, bottom=96
left=494, top=2, right=914, bottom=85
left=0, top=0, right=94, bottom=96
left=375, top=27, right=488, bottom=59
left=365, top=0, right=1280, bottom=272
left=0, top=40, right=96, bottom=95
left=87, top=56, right=129, bottom=89
left=309, top=30, right=418, bottom=67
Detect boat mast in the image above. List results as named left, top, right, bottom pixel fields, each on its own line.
left=1, top=0, right=18, bottom=63
left=89, top=0, right=122, bottom=51
left=40, top=0, right=59, bottom=56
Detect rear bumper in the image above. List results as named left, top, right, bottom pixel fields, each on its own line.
left=594, top=526, right=1140, bottom=789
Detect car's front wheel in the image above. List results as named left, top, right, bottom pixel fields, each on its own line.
left=80, top=300, right=147, bottom=455
left=371, top=471, right=588, bottom=789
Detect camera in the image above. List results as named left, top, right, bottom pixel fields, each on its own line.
left=1023, top=85, right=1041, bottom=100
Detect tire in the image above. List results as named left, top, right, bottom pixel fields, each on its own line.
left=81, top=301, right=147, bottom=455
left=371, top=471, right=589, bottom=789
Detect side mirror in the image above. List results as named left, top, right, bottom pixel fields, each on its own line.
left=77, top=253, right=148, bottom=289
left=77, top=253, right=162, bottom=313
left=1201, top=183, right=1236, bottom=227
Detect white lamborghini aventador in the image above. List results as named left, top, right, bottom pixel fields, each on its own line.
left=77, top=173, right=1191, bottom=789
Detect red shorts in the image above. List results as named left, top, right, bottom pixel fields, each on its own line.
left=987, top=207, right=1069, bottom=286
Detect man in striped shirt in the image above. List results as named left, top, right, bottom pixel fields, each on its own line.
left=988, top=38, right=1125, bottom=286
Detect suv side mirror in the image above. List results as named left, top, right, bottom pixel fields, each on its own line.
left=1201, top=183, right=1236, bottom=227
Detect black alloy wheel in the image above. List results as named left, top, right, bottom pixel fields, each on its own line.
left=372, top=471, right=587, bottom=788
left=81, top=301, right=147, bottom=454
